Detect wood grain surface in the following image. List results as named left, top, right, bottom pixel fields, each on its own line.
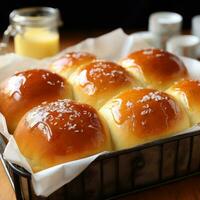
left=0, top=29, right=200, bottom=200
left=0, top=160, right=16, bottom=200
left=1, top=159, right=200, bottom=200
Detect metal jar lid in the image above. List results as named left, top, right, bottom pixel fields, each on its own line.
left=9, top=7, right=62, bottom=28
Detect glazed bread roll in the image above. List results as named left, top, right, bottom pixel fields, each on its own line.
left=166, top=79, right=200, bottom=125
left=0, top=69, right=72, bottom=133
left=99, top=88, right=190, bottom=150
left=119, top=48, right=188, bottom=90
left=49, top=52, right=96, bottom=79
left=14, top=99, right=111, bottom=172
left=69, top=60, right=139, bottom=109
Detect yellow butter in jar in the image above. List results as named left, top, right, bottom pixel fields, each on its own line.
left=14, top=27, right=59, bottom=59
left=10, top=7, right=62, bottom=59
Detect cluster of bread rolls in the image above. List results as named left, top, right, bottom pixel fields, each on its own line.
left=0, top=49, right=198, bottom=172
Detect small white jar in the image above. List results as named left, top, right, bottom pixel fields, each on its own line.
left=149, top=12, right=183, bottom=49
left=166, top=35, right=200, bottom=58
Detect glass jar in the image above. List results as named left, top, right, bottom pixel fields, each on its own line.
left=0, top=7, right=62, bottom=59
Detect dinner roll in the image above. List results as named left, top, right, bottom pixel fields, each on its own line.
left=69, top=60, right=139, bottom=109
left=119, top=48, right=188, bottom=90
left=99, top=88, right=190, bottom=150
left=0, top=69, right=72, bottom=133
left=14, top=99, right=111, bottom=172
left=166, top=79, right=200, bottom=125
left=49, top=52, right=96, bottom=79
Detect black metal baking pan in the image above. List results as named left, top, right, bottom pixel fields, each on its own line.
left=1, top=128, right=200, bottom=200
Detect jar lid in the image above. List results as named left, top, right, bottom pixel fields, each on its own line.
left=149, top=12, right=182, bottom=34
left=166, top=35, right=200, bottom=58
left=9, top=7, right=62, bottom=27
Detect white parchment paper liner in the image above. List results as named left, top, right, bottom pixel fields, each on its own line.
left=1, top=28, right=200, bottom=196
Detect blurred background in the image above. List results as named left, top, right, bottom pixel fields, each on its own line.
left=1, top=0, right=200, bottom=58
left=0, top=0, right=199, bottom=32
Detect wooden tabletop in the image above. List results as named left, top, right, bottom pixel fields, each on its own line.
left=1, top=159, right=200, bottom=200
left=1, top=29, right=200, bottom=200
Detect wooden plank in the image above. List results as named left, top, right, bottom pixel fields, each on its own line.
left=0, top=161, right=16, bottom=200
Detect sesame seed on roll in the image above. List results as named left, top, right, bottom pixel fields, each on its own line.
left=49, top=52, right=96, bottom=79
left=0, top=69, right=72, bottom=133
left=119, top=48, right=188, bottom=90
left=69, top=60, right=140, bottom=109
left=14, top=99, right=111, bottom=172
left=99, top=88, right=190, bottom=150
left=166, top=79, right=200, bottom=125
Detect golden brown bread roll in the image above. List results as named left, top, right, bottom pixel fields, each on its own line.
left=99, top=88, right=190, bottom=150
left=69, top=60, right=140, bottom=109
left=49, top=52, right=96, bottom=79
left=0, top=69, right=72, bottom=133
left=119, top=48, right=188, bottom=90
left=166, top=79, right=200, bottom=125
left=14, top=99, right=111, bottom=172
